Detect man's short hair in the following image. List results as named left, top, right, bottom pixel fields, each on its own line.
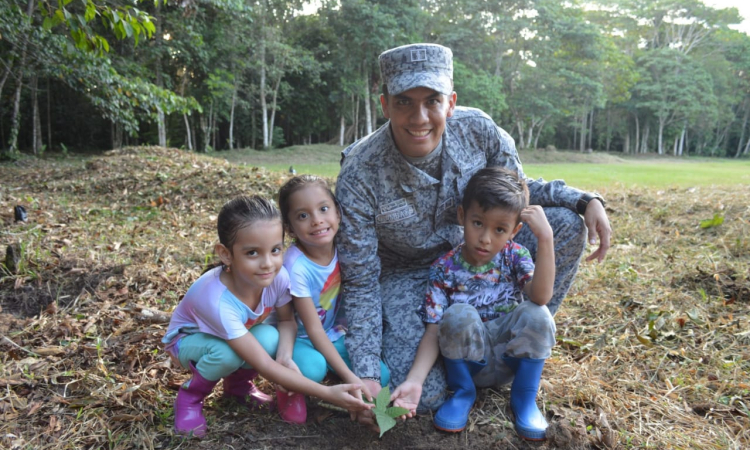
left=461, top=167, right=529, bottom=222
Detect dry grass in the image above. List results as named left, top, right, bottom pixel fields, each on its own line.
left=0, top=147, right=748, bottom=449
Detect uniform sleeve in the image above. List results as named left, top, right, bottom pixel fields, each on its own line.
left=420, top=260, right=450, bottom=324
left=484, top=121, right=584, bottom=210
left=335, top=175, right=383, bottom=379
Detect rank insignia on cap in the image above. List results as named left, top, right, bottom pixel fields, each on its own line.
left=410, top=49, right=427, bottom=62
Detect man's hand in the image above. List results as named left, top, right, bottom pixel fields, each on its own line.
left=391, top=380, right=422, bottom=419
left=583, top=199, right=611, bottom=262
left=350, top=379, right=382, bottom=433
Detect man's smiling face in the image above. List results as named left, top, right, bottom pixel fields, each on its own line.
left=380, top=87, right=456, bottom=158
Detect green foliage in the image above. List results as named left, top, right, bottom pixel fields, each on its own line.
left=39, top=0, right=157, bottom=55
left=700, top=214, right=725, bottom=229
left=366, top=386, right=409, bottom=438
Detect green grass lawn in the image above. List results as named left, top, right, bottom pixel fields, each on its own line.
left=524, top=160, right=750, bottom=190
left=209, top=145, right=750, bottom=188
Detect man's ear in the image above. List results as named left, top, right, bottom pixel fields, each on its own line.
left=446, top=91, right=457, bottom=118
left=511, top=222, right=524, bottom=239
left=457, top=205, right=465, bottom=224
left=380, top=94, right=390, bottom=119
left=215, top=243, right=232, bottom=267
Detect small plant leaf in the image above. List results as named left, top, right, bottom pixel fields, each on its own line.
left=386, top=406, right=409, bottom=417
left=699, top=213, right=724, bottom=229
left=375, top=410, right=397, bottom=437
left=374, top=385, right=390, bottom=413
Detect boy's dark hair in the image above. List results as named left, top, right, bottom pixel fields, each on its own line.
left=461, top=167, right=529, bottom=222
left=278, top=174, right=338, bottom=231
left=217, top=195, right=281, bottom=251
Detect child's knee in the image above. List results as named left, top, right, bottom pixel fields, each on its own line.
left=249, top=324, right=280, bottom=357
left=440, top=303, right=481, bottom=335
left=295, top=350, right=327, bottom=382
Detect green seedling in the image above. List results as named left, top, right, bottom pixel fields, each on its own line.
left=367, top=386, right=409, bottom=437
left=699, top=213, right=724, bottom=229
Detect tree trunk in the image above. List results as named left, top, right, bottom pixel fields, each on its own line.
left=657, top=119, right=665, bottom=155
left=516, top=120, right=525, bottom=149
left=606, top=108, right=612, bottom=151
left=641, top=124, right=650, bottom=154
left=339, top=115, right=345, bottom=146
left=269, top=76, right=281, bottom=148
left=353, top=94, right=359, bottom=141
left=31, top=76, right=42, bottom=154
left=228, top=75, right=238, bottom=150
left=588, top=108, right=594, bottom=149
left=363, top=64, right=372, bottom=136
left=634, top=114, right=640, bottom=154
left=154, top=3, right=166, bottom=148
left=579, top=111, right=587, bottom=152
left=736, top=102, right=749, bottom=158
left=0, top=60, right=13, bottom=109
left=260, top=40, right=269, bottom=149
left=46, top=77, right=52, bottom=151
left=624, top=129, right=630, bottom=154
left=678, top=124, right=686, bottom=156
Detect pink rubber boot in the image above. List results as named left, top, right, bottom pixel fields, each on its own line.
left=222, top=368, right=273, bottom=409
left=174, top=362, right=218, bottom=438
left=277, top=388, right=307, bottom=424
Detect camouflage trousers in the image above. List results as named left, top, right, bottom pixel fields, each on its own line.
left=380, top=207, right=585, bottom=411
left=438, top=302, right=556, bottom=387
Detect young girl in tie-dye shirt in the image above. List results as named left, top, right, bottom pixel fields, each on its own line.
left=278, top=175, right=391, bottom=423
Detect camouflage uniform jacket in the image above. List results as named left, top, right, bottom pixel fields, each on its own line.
left=335, top=106, right=584, bottom=379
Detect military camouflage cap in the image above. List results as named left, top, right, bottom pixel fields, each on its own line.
left=379, top=43, right=453, bottom=96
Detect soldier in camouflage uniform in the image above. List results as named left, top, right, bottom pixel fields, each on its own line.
left=335, top=43, right=611, bottom=429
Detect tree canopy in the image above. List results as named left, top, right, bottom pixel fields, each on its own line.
left=1, top=0, right=749, bottom=157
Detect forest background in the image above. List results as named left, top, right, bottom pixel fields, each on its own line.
left=1, top=0, right=750, bottom=159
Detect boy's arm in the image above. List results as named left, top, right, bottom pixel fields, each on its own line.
left=520, top=206, right=555, bottom=306
left=294, top=296, right=373, bottom=401
left=391, top=323, right=439, bottom=416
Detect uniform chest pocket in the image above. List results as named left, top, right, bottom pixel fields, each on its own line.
left=375, top=199, right=427, bottom=250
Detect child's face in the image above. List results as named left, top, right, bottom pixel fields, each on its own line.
left=228, top=219, right=284, bottom=290
left=458, top=201, right=523, bottom=267
left=287, top=185, right=340, bottom=252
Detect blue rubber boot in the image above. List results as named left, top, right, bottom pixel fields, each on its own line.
left=503, top=355, right=548, bottom=441
left=434, top=358, right=487, bottom=432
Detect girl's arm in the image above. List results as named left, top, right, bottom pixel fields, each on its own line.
left=294, top=296, right=373, bottom=400
left=274, top=301, right=301, bottom=389
left=227, top=330, right=370, bottom=412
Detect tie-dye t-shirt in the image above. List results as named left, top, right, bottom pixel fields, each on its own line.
left=420, top=241, right=534, bottom=323
left=162, top=266, right=292, bottom=353
left=283, top=244, right=346, bottom=341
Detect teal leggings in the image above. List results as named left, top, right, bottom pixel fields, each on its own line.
left=177, top=325, right=390, bottom=387
left=292, top=335, right=391, bottom=388
left=177, top=324, right=279, bottom=381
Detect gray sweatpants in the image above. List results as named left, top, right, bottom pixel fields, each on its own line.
left=380, top=207, right=585, bottom=411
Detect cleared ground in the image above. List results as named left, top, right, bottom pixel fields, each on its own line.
left=1, top=147, right=748, bottom=449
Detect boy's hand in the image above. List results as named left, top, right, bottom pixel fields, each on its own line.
left=520, top=206, right=553, bottom=242
left=391, top=380, right=422, bottom=419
